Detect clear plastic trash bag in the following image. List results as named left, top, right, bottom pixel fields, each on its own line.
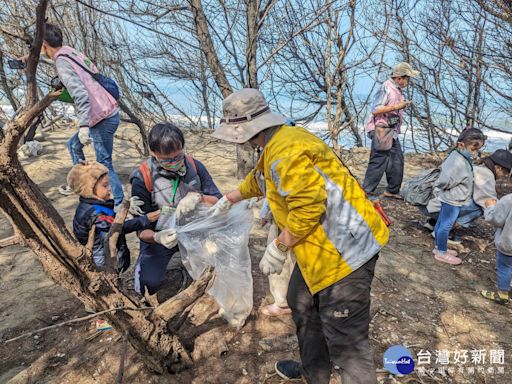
left=173, top=201, right=254, bottom=329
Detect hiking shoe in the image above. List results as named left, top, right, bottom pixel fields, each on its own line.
left=275, top=360, right=302, bottom=380
left=58, top=185, right=73, bottom=196
left=422, top=218, right=436, bottom=232
left=481, top=290, right=509, bottom=305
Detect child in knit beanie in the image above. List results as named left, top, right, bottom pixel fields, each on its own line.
left=67, top=161, right=159, bottom=271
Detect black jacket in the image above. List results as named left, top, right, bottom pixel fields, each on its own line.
left=129, top=158, right=222, bottom=258
left=73, top=197, right=146, bottom=272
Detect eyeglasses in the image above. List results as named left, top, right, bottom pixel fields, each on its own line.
left=154, top=152, right=185, bottom=163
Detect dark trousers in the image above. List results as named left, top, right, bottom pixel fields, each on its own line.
left=287, top=255, right=378, bottom=384
left=134, top=243, right=177, bottom=295
left=363, top=138, right=404, bottom=195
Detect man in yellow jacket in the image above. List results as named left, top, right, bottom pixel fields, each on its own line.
left=210, top=88, right=389, bottom=384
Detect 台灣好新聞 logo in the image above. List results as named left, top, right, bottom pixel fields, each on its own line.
left=384, top=345, right=415, bottom=375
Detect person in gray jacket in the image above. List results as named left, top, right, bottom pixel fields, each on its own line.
left=482, top=193, right=512, bottom=305
left=22, top=23, right=124, bottom=206
left=432, top=128, right=485, bottom=265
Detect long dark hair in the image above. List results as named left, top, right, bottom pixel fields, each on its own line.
left=482, top=157, right=497, bottom=178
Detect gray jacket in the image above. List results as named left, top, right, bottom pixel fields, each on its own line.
left=55, top=58, right=117, bottom=127
left=435, top=150, right=473, bottom=207
left=484, top=194, right=512, bottom=256
left=428, top=164, right=497, bottom=213
left=55, top=58, right=91, bottom=127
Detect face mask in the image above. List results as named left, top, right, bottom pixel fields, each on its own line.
left=154, top=153, right=187, bottom=176
left=460, top=148, right=478, bottom=160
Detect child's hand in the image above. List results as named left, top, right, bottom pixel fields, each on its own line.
left=485, top=198, right=497, bottom=207
left=147, top=210, right=160, bottom=223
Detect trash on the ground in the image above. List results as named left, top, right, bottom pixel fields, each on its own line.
left=95, top=319, right=112, bottom=332
left=17, top=140, right=43, bottom=159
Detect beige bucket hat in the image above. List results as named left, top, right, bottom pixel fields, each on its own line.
left=212, top=88, right=286, bottom=144
left=391, top=62, right=420, bottom=78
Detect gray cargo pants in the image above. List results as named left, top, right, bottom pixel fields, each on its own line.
left=363, top=138, right=404, bottom=195
left=287, top=255, right=378, bottom=384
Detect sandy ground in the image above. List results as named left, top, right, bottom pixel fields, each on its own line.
left=0, top=124, right=511, bottom=384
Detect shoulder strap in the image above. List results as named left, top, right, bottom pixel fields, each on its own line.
left=57, top=53, right=96, bottom=77
left=139, top=160, right=153, bottom=192
left=139, top=155, right=196, bottom=193
left=185, top=153, right=197, bottom=172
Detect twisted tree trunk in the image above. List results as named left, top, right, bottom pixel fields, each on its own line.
left=0, top=99, right=203, bottom=373
left=189, top=0, right=254, bottom=178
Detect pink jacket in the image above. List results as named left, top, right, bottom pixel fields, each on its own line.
left=54, top=46, right=118, bottom=127
left=365, top=79, right=404, bottom=134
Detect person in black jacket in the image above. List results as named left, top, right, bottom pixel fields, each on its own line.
left=129, top=122, right=222, bottom=295
left=68, top=161, right=159, bottom=272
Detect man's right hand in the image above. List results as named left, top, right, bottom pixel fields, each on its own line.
left=78, top=127, right=92, bottom=145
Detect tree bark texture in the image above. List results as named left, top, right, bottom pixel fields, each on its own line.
left=189, top=0, right=254, bottom=178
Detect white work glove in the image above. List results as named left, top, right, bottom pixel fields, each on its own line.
left=246, top=197, right=258, bottom=209
left=153, top=228, right=178, bottom=249
left=129, top=196, right=145, bottom=216
left=78, top=127, right=92, bottom=145
left=259, top=239, right=289, bottom=275
left=208, top=195, right=233, bottom=216
left=176, top=192, right=202, bottom=219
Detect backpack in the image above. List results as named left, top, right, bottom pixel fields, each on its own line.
left=138, top=154, right=197, bottom=192
left=401, top=168, right=440, bottom=205
left=58, top=53, right=120, bottom=100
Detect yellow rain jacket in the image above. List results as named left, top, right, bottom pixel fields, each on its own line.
left=239, top=125, right=389, bottom=294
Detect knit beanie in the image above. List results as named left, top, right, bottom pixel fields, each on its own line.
left=490, top=149, right=512, bottom=171
left=67, top=161, right=109, bottom=199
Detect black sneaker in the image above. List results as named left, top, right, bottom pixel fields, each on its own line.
left=422, top=218, right=436, bottom=232
left=275, top=360, right=302, bottom=380
left=448, top=233, right=462, bottom=244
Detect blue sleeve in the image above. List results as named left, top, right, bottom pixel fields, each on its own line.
left=194, top=159, right=223, bottom=198
left=122, top=216, right=151, bottom=233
